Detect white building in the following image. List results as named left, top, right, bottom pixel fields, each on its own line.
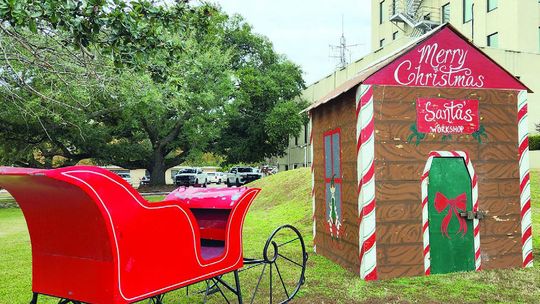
left=278, top=0, right=540, bottom=170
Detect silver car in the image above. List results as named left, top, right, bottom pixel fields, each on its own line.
left=206, top=172, right=222, bottom=184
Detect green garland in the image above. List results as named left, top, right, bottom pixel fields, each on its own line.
left=407, top=123, right=488, bottom=145
left=407, top=124, right=426, bottom=146
left=471, top=125, right=488, bottom=143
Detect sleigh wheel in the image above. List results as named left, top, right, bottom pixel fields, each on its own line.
left=244, top=224, right=308, bottom=304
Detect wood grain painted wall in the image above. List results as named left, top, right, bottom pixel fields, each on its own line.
left=372, top=85, right=522, bottom=279
left=312, top=89, right=359, bottom=273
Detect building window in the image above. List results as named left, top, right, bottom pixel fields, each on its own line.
left=487, top=0, right=498, bottom=12
left=391, top=0, right=396, bottom=15
left=487, top=32, right=498, bottom=47
left=442, top=3, right=450, bottom=23
left=379, top=38, right=385, bottom=48
left=463, top=0, right=472, bottom=23
left=295, top=135, right=298, bottom=146
left=393, top=31, right=398, bottom=40
left=379, top=0, right=385, bottom=24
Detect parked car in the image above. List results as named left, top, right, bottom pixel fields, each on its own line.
left=206, top=172, right=222, bottom=184
left=261, top=165, right=278, bottom=176
left=174, top=168, right=207, bottom=187
left=226, top=167, right=263, bottom=187
left=216, top=172, right=225, bottom=182
left=139, top=175, right=150, bottom=187
left=116, top=172, right=132, bottom=186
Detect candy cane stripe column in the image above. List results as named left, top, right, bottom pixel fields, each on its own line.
left=356, top=84, right=377, bottom=280
left=309, top=114, right=316, bottom=253
left=517, top=90, right=533, bottom=268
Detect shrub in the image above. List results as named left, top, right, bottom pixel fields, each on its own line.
left=530, top=134, right=540, bottom=150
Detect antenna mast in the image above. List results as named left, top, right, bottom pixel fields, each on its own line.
left=329, top=15, right=362, bottom=70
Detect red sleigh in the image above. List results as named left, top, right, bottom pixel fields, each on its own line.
left=0, top=166, right=307, bottom=304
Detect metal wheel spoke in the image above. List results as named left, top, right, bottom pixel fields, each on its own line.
left=277, top=237, right=299, bottom=248
left=250, top=263, right=267, bottom=304
left=269, top=264, right=273, bottom=304
left=274, top=261, right=289, bottom=299
left=239, top=261, right=264, bottom=272
left=242, top=224, right=307, bottom=304
left=277, top=253, right=303, bottom=268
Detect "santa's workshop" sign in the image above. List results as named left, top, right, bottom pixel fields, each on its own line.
left=416, top=98, right=479, bottom=134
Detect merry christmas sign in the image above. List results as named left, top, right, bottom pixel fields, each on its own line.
left=365, top=27, right=528, bottom=91
left=416, top=98, right=479, bottom=134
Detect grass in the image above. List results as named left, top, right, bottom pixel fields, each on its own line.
left=0, top=169, right=539, bottom=303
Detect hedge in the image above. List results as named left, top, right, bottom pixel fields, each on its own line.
left=530, top=134, right=540, bottom=151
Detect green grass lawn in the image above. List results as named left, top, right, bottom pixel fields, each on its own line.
left=0, top=169, right=539, bottom=303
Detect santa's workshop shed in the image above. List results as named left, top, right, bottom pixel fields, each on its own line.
left=306, top=24, right=534, bottom=280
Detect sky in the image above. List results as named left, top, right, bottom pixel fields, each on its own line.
left=216, top=1, right=373, bottom=85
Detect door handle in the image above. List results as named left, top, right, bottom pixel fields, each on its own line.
left=459, top=211, right=475, bottom=220
left=459, top=210, right=485, bottom=220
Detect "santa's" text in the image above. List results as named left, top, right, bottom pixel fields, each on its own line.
left=416, top=98, right=480, bottom=134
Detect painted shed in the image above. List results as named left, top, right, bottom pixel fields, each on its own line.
left=306, top=24, right=534, bottom=280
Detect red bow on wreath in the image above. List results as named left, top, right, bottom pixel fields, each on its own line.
left=434, top=192, right=468, bottom=238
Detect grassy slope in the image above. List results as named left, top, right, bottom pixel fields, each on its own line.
left=0, top=169, right=538, bottom=303
left=249, top=169, right=540, bottom=303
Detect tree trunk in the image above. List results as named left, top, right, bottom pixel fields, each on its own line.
left=149, top=151, right=167, bottom=186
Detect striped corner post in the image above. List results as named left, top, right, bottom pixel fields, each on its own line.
left=517, top=90, right=534, bottom=268
left=356, top=84, right=377, bottom=280
left=421, top=151, right=481, bottom=275
left=309, top=113, right=316, bottom=253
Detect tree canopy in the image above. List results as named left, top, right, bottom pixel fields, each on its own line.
left=0, top=0, right=306, bottom=184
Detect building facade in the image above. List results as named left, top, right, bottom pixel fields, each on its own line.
left=277, top=0, right=540, bottom=171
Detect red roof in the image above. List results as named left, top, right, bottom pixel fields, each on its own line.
left=305, top=24, right=531, bottom=113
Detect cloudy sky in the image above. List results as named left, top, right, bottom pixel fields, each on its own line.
left=216, top=1, right=373, bottom=85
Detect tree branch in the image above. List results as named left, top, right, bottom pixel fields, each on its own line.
left=141, top=117, right=159, bottom=147
left=158, top=118, right=184, bottom=150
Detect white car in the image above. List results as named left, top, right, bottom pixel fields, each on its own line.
left=206, top=172, right=222, bottom=184
left=174, top=168, right=208, bottom=187
left=116, top=172, right=133, bottom=186
left=226, top=167, right=263, bottom=187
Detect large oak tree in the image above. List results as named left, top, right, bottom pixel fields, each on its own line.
left=0, top=1, right=305, bottom=184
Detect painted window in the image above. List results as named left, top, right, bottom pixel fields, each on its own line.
left=487, top=32, right=498, bottom=47
left=487, top=0, right=497, bottom=12
left=442, top=3, right=450, bottom=23
left=324, top=129, right=342, bottom=237
left=463, top=0, right=472, bottom=23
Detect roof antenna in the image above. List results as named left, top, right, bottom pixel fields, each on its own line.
left=329, top=15, right=362, bottom=70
